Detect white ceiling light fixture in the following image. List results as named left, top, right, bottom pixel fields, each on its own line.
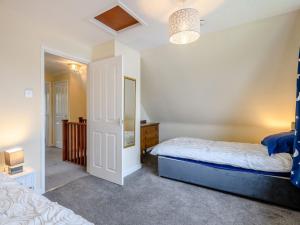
left=169, top=1, right=201, bottom=45
left=69, top=63, right=81, bottom=74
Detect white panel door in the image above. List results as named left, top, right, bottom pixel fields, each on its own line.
left=87, top=56, right=123, bottom=185
left=54, top=81, right=68, bottom=149
left=45, top=82, right=52, bottom=146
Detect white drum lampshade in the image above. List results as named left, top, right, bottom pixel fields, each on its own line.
left=4, top=148, right=24, bottom=174
left=5, top=148, right=24, bottom=166
left=169, top=8, right=201, bottom=45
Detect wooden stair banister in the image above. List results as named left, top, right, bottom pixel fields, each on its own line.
left=62, top=118, right=87, bottom=167
left=78, top=117, right=87, bottom=123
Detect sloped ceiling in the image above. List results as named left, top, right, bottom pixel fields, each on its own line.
left=141, top=11, right=300, bottom=131
left=0, top=0, right=300, bottom=50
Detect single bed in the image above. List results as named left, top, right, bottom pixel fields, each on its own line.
left=151, top=137, right=300, bottom=210
left=0, top=173, right=93, bottom=225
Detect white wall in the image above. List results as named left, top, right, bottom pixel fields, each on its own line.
left=141, top=104, right=151, bottom=122
left=92, top=40, right=115, bottom=61
left=0, top=7, right=91, bottom=192
left=159, top=122, right=288, bottom=143
left=141, top=10, right=300, bottom=143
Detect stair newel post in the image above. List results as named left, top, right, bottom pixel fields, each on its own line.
left=62, top=119, right=69, bottom=161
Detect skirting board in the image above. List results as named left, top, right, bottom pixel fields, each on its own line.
left=123, top=164, right=142, bottom=177
left=35, top=188, right=44, bottom=195
left=158, top=156, right=300, bottom=211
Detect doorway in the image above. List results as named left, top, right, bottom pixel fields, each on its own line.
left=44, top=52, right=88, bottom=192
left=41, top=48, right=126, bottom=193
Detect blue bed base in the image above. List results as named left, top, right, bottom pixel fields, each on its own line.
left=160, top=155, right=290, bottom=177
left=158, top=156, right=300, bottom=211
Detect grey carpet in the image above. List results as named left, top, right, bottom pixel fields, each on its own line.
left=45, top=147, right=88, bottom=191
left=45, top=156, right=300, bottom=225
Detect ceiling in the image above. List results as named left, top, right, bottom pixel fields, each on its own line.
left=1, top=0, right=300, bottom=50
left=45, top=53, right=86, bottom=75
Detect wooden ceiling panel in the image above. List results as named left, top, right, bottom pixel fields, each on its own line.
left=95, top=6, right=139, bottom=31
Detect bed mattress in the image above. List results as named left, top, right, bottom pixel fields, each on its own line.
left=0, top=173, right=93, bottom=225
left=151, top=137, right=292, bottom=173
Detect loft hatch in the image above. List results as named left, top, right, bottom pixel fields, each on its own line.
left=94, top=5, right=141, bottom=32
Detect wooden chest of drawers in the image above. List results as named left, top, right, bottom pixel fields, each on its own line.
left=141, top=123, right=159, bottom=160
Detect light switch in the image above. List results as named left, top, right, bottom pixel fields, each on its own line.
left=24, top=89, right=33, bottom=98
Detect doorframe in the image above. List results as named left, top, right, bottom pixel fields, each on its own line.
left=40, top=46, right=90, bottom=194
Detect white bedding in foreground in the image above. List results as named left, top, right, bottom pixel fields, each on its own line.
left=151, top=137, right=292, bottom=173
left=0, top=173, right=93, bottom=225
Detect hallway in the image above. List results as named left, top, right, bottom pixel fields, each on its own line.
left=45, top=147, right=88, bottom=192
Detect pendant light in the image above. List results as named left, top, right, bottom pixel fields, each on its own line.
left=169, top=1, right=201, bottom=45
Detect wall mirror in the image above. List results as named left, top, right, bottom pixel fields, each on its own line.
left=124, top=77, right=136, bottom=148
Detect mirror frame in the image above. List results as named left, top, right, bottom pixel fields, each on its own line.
left=124, top=76, right=136, bottom=149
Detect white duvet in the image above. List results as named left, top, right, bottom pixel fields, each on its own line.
left=151, top=137, right=292, bottom=173
left=0, top=173, right=93, bottom=225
